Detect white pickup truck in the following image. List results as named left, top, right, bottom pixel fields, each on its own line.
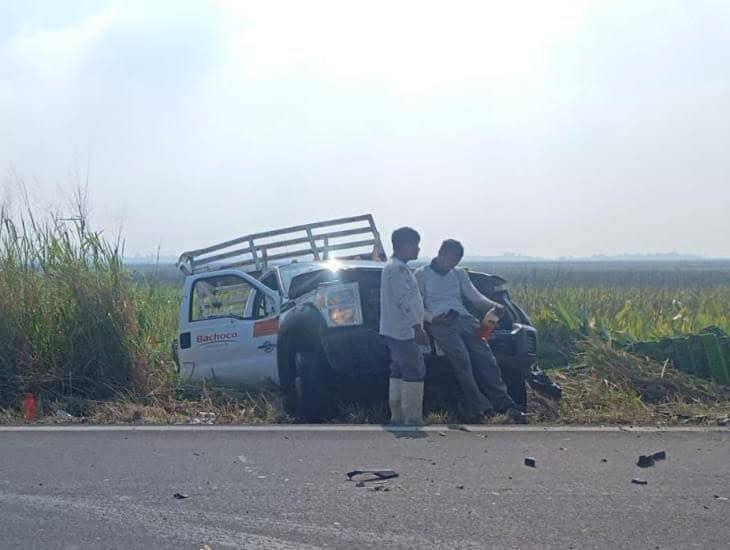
left=174, top=214, right=544, bottom=420
left=174, top=214, right=387, bottom=386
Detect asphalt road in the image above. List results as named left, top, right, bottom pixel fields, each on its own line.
left=0, top=426, right=728, bottom=549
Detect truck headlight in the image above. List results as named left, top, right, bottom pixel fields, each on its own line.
left=329, top=306, right=358, bottom=326
left=315, top=282, right=363, bottom=328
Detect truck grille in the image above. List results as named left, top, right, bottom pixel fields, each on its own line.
left=489, top=337, right=515, bottom=356
left=526, top=331, right=537, bottom=355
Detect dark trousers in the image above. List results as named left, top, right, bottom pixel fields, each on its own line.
left=429, top=314, right=516, bottom=415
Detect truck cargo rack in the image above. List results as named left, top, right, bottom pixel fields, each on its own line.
left=178, top=214, right=385, bottom=275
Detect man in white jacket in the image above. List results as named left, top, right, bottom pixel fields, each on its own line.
left=415, top=239, right=527, bottom=424
left=379, top=227, right=429, bottom=426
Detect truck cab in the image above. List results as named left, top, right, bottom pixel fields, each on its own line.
left=175, top=215, right=385, bottom=386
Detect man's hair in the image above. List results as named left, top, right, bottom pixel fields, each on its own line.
left=439, top=239, right=464, bottom=258
left=391, top=227, right=420, bottom=251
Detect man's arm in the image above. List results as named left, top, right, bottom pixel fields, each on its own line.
left=414, top=268, right=435, bottom=323
left=458, top=269, right=500, bottom=313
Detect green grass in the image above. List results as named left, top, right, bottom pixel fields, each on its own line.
left=0, top=203, right=176, bottom=407
left=508, top=285, right=730, bottom=368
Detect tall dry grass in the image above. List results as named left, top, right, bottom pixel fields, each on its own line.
left=0, top=200, right=176, bottom=407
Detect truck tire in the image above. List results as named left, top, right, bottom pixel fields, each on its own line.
left=277, top=307, right=334, bottom=422
left=292, top=344, right=333, bottom=422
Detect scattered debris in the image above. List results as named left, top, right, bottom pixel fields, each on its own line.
left=524, top=457, right=536, bottom=468
left=638, top=451, right=666, bottom=467
left=637, top=455, right=655, bottom=468
left=54, top=409, right=73, bottom=418
left=189, top=412, right=216, bottom=425
left=173, top=492, right=189, bottom=499
left=348, top=469, right=398, bottom=491
left=347, top=469, right=398, bottom=482
left=631, top=479, right=648, bottom=485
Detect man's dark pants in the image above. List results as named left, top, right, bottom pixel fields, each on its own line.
left=429, top=314, right=516, bottom=416
left=383, top=337, right=426, bottom=382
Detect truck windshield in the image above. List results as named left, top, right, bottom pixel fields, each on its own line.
left=287, top=268, right=339, bottom=299
left=277, top=263, right=328, bottom=295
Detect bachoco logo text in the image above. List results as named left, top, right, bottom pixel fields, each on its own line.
left=197, top=332, right=238, bottom=346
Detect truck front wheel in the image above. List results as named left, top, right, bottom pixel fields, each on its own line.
left=286, top=342, right=333, bottom=422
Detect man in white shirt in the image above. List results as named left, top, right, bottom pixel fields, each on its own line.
left=415, top=239, right=527, bottom=424
left=379, top=227, right=428, bottom=426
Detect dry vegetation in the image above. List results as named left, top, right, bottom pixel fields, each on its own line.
left=528, top=340, right=730, bottom=425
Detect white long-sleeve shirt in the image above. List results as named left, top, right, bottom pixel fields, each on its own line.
left=379, top=257, right=424, bottom=340
left=414, top=265, right=499, bottom=323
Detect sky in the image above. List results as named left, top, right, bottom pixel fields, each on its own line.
left=1, top=0, right=729, bottom=259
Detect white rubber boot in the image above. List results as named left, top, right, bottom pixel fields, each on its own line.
left=401, top=381, right=425, bottom=426
left=388, top=378, right=404, bottom=425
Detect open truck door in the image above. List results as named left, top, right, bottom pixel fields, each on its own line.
left=177, top=270, right=281, bottom=384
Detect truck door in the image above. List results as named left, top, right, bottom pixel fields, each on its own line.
left=178, top=270, right=280, bottom=384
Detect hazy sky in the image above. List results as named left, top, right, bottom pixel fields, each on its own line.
left=2, top=0, right=729, bottom=258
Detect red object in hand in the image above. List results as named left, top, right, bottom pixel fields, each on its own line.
left=478, top=308, right=500, bottom=341
left=478, top=325, right=495, bottom=341
left=22, top=393, right=37, bottom=421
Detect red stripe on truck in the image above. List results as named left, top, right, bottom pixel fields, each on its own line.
left=253, top=317, right=279, bottom=337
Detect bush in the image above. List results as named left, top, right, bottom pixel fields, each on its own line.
left=0, top=203, right=175, bottom=407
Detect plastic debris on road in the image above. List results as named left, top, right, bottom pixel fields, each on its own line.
left=347, top=469, right=398, bottom=482
left=638, top=451, right=666, bottom=467
left=348, top=469, right=399, bottom=489
left=637, top=455, right=655, bottom=468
